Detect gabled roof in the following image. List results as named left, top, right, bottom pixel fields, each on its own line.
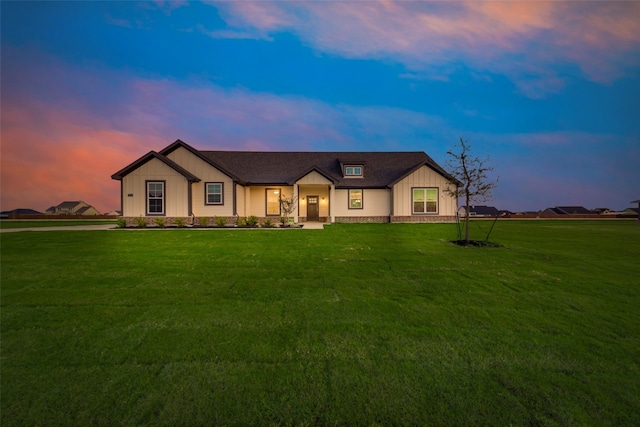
left=542, top=206, right=594, bottom=215
left=466, top=205, right=500, bottom=216
left=111, top=151, right=201, bottom=182
left=200, top=150, right=454, bottom=188
left=0, top=208, right=43, bottom=215
left=57, top=201, right=85, bottom=209
left=159, top=140, right=240, bottom=182
left=112, top=140, right=456, bottom=188
left=556, top=206, right=594, bottom=215
left=291, top=166, right=339, bottom=185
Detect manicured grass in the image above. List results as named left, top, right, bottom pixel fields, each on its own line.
left=0, top=219, right=116, bottom=229
left=1, top=221, right=639, bottom=426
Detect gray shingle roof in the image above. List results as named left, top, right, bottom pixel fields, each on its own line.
left=201, top=150, right=451, bottom=188
left=113, top=140, right=456, bottom=188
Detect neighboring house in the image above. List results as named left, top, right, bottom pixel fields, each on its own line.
left=592, top=208, right=612, bottom=215
left=0, top=208, right=43, bottom=218
left=458, top=205, right=500, bottom=217
left=104, top=210, right=122, bottom=216
left=541, top=206, right=595, bottom=215
left=45, top=201, right=101, bottom=215
left=111, top=139, right=459, bottom=224
left=628, top=199, right=640, bottom=219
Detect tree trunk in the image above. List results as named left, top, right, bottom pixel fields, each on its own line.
left=465, top=195, right=470, bottom=243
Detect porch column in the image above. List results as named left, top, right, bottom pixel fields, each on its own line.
left=293, top=184, right=299, bottom=223
left=329, top=184, right=335, bottom=223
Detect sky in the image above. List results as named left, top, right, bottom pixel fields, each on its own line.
left=1, top=0, right=639, bottom=214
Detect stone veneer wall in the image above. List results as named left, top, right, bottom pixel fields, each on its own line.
left=334, top=216, right=390, bottom=223
left=390, top=215, right=456, bottom=223
left=123, top=216, right=194, bottom=227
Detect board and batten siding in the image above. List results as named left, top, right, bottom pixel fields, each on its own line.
left=235, top=184, right=245, bottom=217
left=247, top=186, right=294, bottom=217
left=393, top=165, right=457, bottom=216
left=296, top=171, right=331, bottom=185
left=333, top=189, right=390, bottom=217
left=166, top=147, right=234, bottom=217
left=298, top=184, right=329, bottom=218
left=121, top=158, right=189, bottom=217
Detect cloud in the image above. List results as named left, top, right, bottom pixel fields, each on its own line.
left=211, top=1, right=640, bottom=98
left=1, top=52, right=453, bottom=212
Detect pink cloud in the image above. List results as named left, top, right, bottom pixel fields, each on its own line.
left=1, top=55, right=452, bottom=212
left=212, top=1, right=640, bottom=97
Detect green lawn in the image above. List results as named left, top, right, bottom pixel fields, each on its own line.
left=1, top=221, right=639, bottom=426
left=0, top=219, right=116, bottom=229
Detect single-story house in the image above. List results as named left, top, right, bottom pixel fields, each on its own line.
left=0, top=208, right=43, bottom=218
left=629, top=199, right=640, bottom=220
left=541, top=206, right=595, bottom=215
left=46, top=201, right=101, bottom=215
left=458, top=205, right=500, bottom=217
left=111, top=139, right=459, bottom=225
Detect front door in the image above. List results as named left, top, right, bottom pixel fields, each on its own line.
left=307, top=196, right=319, bottom=221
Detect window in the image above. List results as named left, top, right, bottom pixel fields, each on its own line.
left=349, top=189, right=363, bottom=209
left=412, top=188, right=438, bottom=214
left=147, top=181, right=165, bottom=215
left=344, top=165, right=363, bottom=177
left=205, top=182, right=224, bottom=205
left=266, top=188, right=281, bottom=216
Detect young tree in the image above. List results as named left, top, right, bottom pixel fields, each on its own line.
left=444, top=138, right=499, bottom=244
left=278, top=193, right=298, bottom=226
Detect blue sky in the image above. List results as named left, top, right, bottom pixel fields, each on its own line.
left=2, top=1, right=639, bottom=213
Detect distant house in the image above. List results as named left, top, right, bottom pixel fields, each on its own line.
left=592, top=208, right=612, bottom=215
left=458, top=205, right=500, bottom=217
left=45, top=201, right=101, bottom=216
left=629, top=199, right=640, bottom=220
left=104, top=210, right=122, bottom=216
left=541, top=206, right=594, bottom=215
left=0, top=208, right=43, bottom=218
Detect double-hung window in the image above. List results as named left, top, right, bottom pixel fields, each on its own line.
left=349, top=189, right=363, bottom=209
left=412, top=188, right=438, bottom=214
left=266, top=188, right=281, bottom=216
left=147, top=181, right=165, bottom=215
left=206, top=183, right=224, bottom=205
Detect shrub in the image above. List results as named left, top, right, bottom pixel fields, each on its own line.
left=262, top=218, right=275, bottom=228
left=173, top=218, right=186, bottom=228
left=116, top=218, right=127, bottom=228
left=236, top=217, right=247, bottom=227
left=215, top=216, right=227, bottom=227
left=247, top=215, right=259, bottom=226
left=154, top=217, right=166, bottom=228
left=198, top=217, right=209, bottom=227
left=135, top=217, right=147, bottom=228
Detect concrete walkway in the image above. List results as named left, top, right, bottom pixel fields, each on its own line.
left=0, top=224, right=117, bottom=233
left=1, top=222, right=327, bottom=233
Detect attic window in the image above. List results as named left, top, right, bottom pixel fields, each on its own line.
left=344, top=165, right=363, bottom=177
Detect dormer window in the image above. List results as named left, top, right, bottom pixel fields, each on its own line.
left=344, top=165, right=363, bottom=177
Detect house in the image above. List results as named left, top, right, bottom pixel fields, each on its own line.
left=111, top=139, right=459, bottom=224
left=540, top=206, right=595, bottom=215
left=45, top=201, right=101, bottom=215
left=592, top=208, right=612, bottom=215
left=0, top=208, right=43, bottom=218
left=458, top=205, right=500, bottom=218
left=629, top=199, right=640, bottom=220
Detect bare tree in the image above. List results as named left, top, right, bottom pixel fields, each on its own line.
left=444, top=138, right=498, bottom=244
left=279, top=193, right=298, bottom=226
